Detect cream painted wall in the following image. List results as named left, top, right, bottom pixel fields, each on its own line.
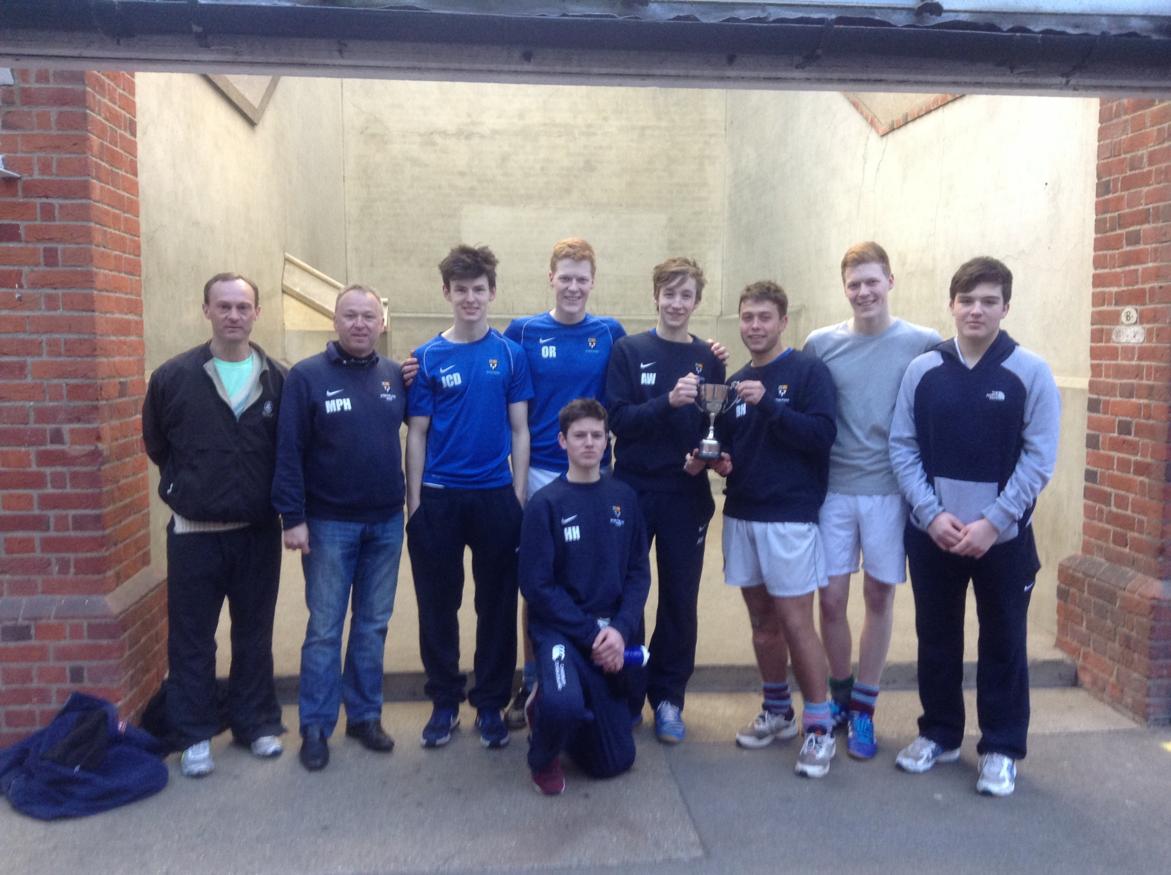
left=137, top=73, right=349, bottom=590
left=340, top=80, right=727, bottom=359
left=722, top=89, right=1098, bottom=639
left=135, top=74, right=1096, bottom=682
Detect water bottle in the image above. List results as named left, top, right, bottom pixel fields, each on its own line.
left=623, top=645, right=650, bottom=668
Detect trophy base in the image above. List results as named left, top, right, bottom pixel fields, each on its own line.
left=697, top=440, right=721, bottom=462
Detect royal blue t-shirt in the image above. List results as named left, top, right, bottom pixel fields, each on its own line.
left=504, top=312, right=625, bottom=472
left=408, top=328, right=534, bottom=489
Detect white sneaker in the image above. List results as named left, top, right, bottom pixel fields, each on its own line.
left=250, top=735, right=283, bottom=758
left=735, top=709, right=799, bottom=749
left=180, top=740, right=214, bottom=778
left=794, top=730, right=836, bottom=778
left=895, top=736, right=961, bottom=774
left=976, top=753, right=1017, bottom=797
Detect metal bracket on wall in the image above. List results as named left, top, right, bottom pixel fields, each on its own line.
left=0, top=156, right=21, bottom=179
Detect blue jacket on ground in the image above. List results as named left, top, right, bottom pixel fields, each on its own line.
left=0, top=693, right=168, bottom=820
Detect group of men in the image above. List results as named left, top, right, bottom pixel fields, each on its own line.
left=143, top=237, right=1058, bottom=798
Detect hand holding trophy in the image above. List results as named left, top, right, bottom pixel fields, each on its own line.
left=695, top=381, right=737, bottom=461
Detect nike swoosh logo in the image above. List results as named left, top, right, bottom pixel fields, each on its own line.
left=326, top=389, right=343, bottom=397
left=440, top=365, right=456, bottom=374
left=539, top=337, right=555, bottom=344
left=561, top=515, right=578, bottom=524
left=640, top=361, right=655, bottom=369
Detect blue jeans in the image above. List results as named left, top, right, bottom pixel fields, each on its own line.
left=299, top=514, right=403, bottom=735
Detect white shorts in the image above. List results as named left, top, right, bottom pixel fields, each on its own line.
left=526, top=467, right=561, bottom=501
left=722, top=517, right=827, bottom=598
left=817, top=492, right=908, bottom=585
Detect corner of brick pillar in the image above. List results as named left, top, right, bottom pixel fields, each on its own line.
left=0, top=69, right=167, bottom=745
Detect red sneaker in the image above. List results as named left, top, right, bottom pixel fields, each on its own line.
left=531, top=756, right=566, bottom=796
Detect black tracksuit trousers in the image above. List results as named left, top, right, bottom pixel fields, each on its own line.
left=905, top=524, right=1038, bottom=760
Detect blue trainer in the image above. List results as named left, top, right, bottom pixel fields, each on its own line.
left=420, top=705, right=460, bottom=748
left=475, top=708, right=510, bottom=749
left=847, top=710, right=877, bottom=760
left=654, top=701, right=685, bottom=744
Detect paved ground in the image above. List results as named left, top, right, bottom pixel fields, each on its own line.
left=4, top=688, right=1169, bottom=874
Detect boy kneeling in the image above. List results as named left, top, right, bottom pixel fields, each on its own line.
left=519, top=399, right=651, bottom=795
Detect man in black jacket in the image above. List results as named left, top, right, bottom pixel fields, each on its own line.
left=141, top=273, right=285, bottom=778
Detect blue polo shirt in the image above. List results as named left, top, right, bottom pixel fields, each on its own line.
left=408, top=328, right=534, bottom=489
left=504, top=311, right=625, bottom=472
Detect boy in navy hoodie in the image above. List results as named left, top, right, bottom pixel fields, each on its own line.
left=519, top=398, right=650, bottom=795
left=890, top=256, right=1060, bottom=797
left=604, top=257, right=725, bottom=745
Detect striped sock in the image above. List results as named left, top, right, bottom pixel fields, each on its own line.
left=803, top=699, right=834, bottom=735
left=850, top=682, right=879, bottom=716
left=829, top=675, right=854, bottom=711
left=762, top=682, right=793, bottom=718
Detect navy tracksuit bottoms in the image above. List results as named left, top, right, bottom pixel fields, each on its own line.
left=527, top=633, right=636, bottom=779
left=905, top=524, right=1038, bottom=760
left=407, top=485, right=523, bottom=711
left=626, top=488, right=714, bottom=712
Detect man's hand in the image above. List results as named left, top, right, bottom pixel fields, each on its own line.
left=735, top=379, right=766, bottom=406
left=283, top=523, right=310, bottom=555
left=514, top=481, right=526, bottom=509
left=707, top=338, right=729, bottom=364
left=926, top=512, right=964, bottom=551
left=683, top=450, right=706, bottom=477
left=952, top=518, right=999, bottom=558
left=401, top=353, right=419, bottom=388
left=668, top=373, right=700, bottom=408
left=591, top=626, right=625, bottom=674
left=709, top=451, right=733, bottom=478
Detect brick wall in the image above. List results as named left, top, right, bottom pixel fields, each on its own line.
left=0, top=69, right=165, bottom=744
left=1057, top=98, right=1171, bottom=725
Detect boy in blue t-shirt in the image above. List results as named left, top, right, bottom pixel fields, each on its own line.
left=502, top=238, right=625, bottom=727
left=406, top=245, right=534, bottom=751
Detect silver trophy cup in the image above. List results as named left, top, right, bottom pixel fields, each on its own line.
left=696, top=383, right=734, bottom=461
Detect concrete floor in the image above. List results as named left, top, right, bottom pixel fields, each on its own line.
left=3, top=689, right=1168, bottom=874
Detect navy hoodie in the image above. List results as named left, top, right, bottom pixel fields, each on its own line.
left=718, top=348, right=837, bottom=523
left=890, top=330, right=1060, bottom=544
